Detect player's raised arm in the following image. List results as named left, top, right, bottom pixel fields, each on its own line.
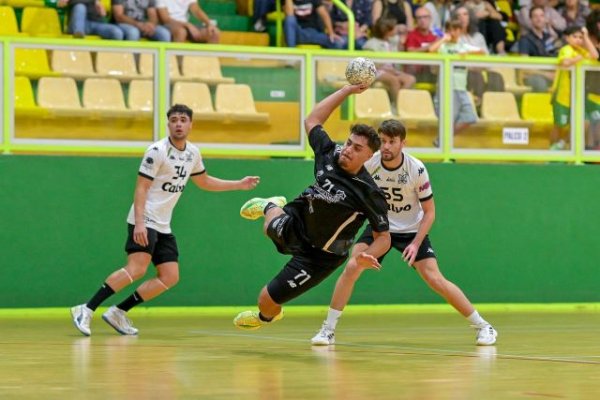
left=191, top=173, right=259, bottom=191
left=304, top=84, right=369, bottom=135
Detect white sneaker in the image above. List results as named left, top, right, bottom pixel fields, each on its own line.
left=474, top=324, right=497, bottom=346
left=233, top=310, right=284, bottom=330
left=240, top=196, right=287, bottom=220
left=102, top=306, right=139, bottom=335
left=311, top=324, right=335, bottom=346
left=71, top=304, right=93, bottom=336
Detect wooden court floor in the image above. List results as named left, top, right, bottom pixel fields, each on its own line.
left=1, top=307, right=599, bottom=400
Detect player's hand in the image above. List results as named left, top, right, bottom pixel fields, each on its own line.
left=402, top=242, right=419, bottom=266
left=355, top=252, right=382, bottom=271
left=346, top=83, right=370, bottom=95
left=240, top=176, right=260, bottom=190
left=133, top=224, right=149, bottom=247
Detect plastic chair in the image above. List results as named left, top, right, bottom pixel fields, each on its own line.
left=95, top=51, right=139, bottom=81
left=396, top=89, right=438, bottom=124
left=317, top=60, right=348, bottom=89
left=480, top=91, right=530, bottom=124
left=354, top=88, right=393, bottom=119
left=521, top=92, right=553, bottom=124
left=14, top=76, right=37, bottom=110
left=215, top=84, right=269, bottom=123
left=0, top=6, right=27, bottom=36
left=20, top=6, right=63, bottom=37
left=37, top=77, right=84, bottom=114
left=51, top=50, right=96, bottom=79
left=128, top=80, right=153, bottom=112
left=139, top=53, right=182, bottom=80
left=491, top=67, right=531, bottom=96
left=180, top=56, right=235, bottom=85
left=15, top=48, right=58, bottom=79
left=83, top=78, right=133, bottom=116
left=171, top=81, right=225, bottom=120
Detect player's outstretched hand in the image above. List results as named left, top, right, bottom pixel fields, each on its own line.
left=240, top=176, right=260, bottom=190
left=402, top=243, right=419, bottom=266
left=346, top=83, right=370, bottom=95
left=355, top=252, right=382, bottom=271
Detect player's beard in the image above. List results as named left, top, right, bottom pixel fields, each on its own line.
left=381, top=151, right=397, bottom=162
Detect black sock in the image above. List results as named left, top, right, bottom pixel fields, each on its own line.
left=263, top=202, right=278, bottom=214
left=86, top=283, right=115, bottom=311
left=259, top=312, right=273, bottom=322
left=117, top=291, right=144, bottom=312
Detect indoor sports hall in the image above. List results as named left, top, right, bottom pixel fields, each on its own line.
left=1, top=1, right=600, bottom=398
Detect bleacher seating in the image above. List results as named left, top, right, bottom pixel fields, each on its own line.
left=354, top=88, right=393, bottom=119
left=37, top=76, right=85, bottom=115
left=521, top=93, right=553, bottom=124
left=15, top=48, right=59, bottom=79
left=128, top=80, right=153, bottom=112
left=215, top=83, right=269, bottom=123
left=396, top=89, right=438, bottom=125
left=95, top=51, right=140, bottom=81
left=180, top=56, right=235, bottom=85
left=480, top=91, right=532, bottom=125
left=0, top=5, right=27, bottom=36
left=82, top=78, right=132, bottom=116
left=51, top=50, right=97, bottom=80
left=14, top=76, right=39, bottom=114
left=20, top=6, right=64, bottom=37
left=171, top=81, right=225, bottom=120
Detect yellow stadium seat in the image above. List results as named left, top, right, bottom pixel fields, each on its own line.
left=171, top=81, right=225, bottom=120
left=139, top=53, right=182, bottom=80
left=95, top=51, right=140, bottom=81
left=83, top=78, right=133, bottom=116
left=51, top=50, right=97, bottom=79
left=396, top=89, right=438, bottom=124
left=5, top=0, right=44, bottom=7
left=491, top=67, right=532, bottom=96
left=354, top=88, right=393, bottom=119
left=20, top=7, right=63, bottom=37
left=15, top=48, right=58, bottom=79
left=521, top=92, right=553, bottom=124
left=0, top=6, right=27, bottom=36
left=215, top=84, right=269, bottom=123
left=37, top=77, right=86, bottom=116
left=14, top=76, right=38, bottom=112
left=180, top=56, right=235, bottom=85
left=317, top=60, right=347, bottom=89
left=480, top=91, right=531, bottom=125
left=128, top=80, right=153, bottom=112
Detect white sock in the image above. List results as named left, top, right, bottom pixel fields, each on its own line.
left=467, top=310, right=488, bottom=327
left=325, top=308, right=343, bottom=330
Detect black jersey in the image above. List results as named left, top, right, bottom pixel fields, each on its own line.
left=284, top=125, right=389, bottom=256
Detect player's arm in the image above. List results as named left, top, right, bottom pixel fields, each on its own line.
left=191, top=173, right=259, bottom=191
left=582, top=28, right=600, bottom=61
left=403, top=197, right=435, bottom=265
left=132, top=175, right=153, bottom=246
left=354, top=230, right=391, bottom=271
left=304, top=84, right=369, bottom=134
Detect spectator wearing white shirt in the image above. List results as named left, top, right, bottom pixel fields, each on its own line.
left=157, top=0, right=220, bottom=43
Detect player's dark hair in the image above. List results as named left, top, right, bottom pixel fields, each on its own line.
left=564, top=25, right=583, bottom=36
left=529, top=5, right=544, bottom=19
left=350, top=124, right=381, bottom=153
left=378, top=119, right=407, bottom=140
left=167, top=104, right=193, bottom=120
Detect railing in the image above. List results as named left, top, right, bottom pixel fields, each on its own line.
left=1, top=36, right=599, bottom=163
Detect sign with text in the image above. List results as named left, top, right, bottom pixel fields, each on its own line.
left=502, top=127, right=529, bottom=145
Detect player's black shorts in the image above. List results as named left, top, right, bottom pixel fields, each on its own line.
left=125, top=224, right=179, bottom=265
left=357, top=225, right=436, bottom=264
left=266, top=213, right=346, bottom=304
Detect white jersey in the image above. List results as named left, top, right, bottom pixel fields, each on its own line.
left=156, top=0, right=195, bottom=22
left=364, top=151, right=433, bottom=233
left=127, top=137, right=205, bottom=233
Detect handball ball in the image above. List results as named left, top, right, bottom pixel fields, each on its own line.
left=345, top=57, right=377, bottom=86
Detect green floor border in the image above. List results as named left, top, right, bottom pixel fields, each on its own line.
left=1, top=303, right=600, bottom=318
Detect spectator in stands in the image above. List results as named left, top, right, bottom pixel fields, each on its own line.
left=559, top=0, right=591, bottom=28
left=405, top=6, right=439, bottom=83
left=112, top=0, right=171, bottom=41
left=452, top=6, right=489, bottom=53
left=518, top=6, right=557, bottom=91
left=429, top=19, right=485, bottom=138
left=464, top=0, right=507, bottom=54
left=364, top=18, right=416, bottom=106
left=372, top=0, right=415, bottom=50
left=329, top=0, right=373, bottom=49
left=550, top=25, right=599, bottom=150
left=252, top=0, right=276, bottom=32
left=157, top=0, right=220, bottom=43
left=423, top=0, right=453, bottom=36
left=283, top=0, right=344, bottom=48
left=585, top=10, right=600, bottom=148
left=518, top=0, right=566, bottom=42
left=59, top=0, right=124, bottom=39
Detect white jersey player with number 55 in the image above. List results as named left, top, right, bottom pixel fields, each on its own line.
left=311, top=119, right=498, bottom=347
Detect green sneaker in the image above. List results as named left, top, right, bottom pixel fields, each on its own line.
left=240, top=196, right=287, bottom=220
left=233, top=310, right=284, bottom=330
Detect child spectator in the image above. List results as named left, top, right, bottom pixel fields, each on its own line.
left=550, top=25, right=599, bottom=150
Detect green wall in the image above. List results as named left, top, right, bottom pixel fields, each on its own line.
left=0, top=155, right=598, bottom=308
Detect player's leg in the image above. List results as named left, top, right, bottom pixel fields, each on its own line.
left=413, top=256, right=497, bottom=345
left=240, top=196, right=287, bottom=223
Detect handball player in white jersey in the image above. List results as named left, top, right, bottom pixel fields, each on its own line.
left=70, top=104, right=260, bottom=336
left=311, top=119, right=498, bottom=346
